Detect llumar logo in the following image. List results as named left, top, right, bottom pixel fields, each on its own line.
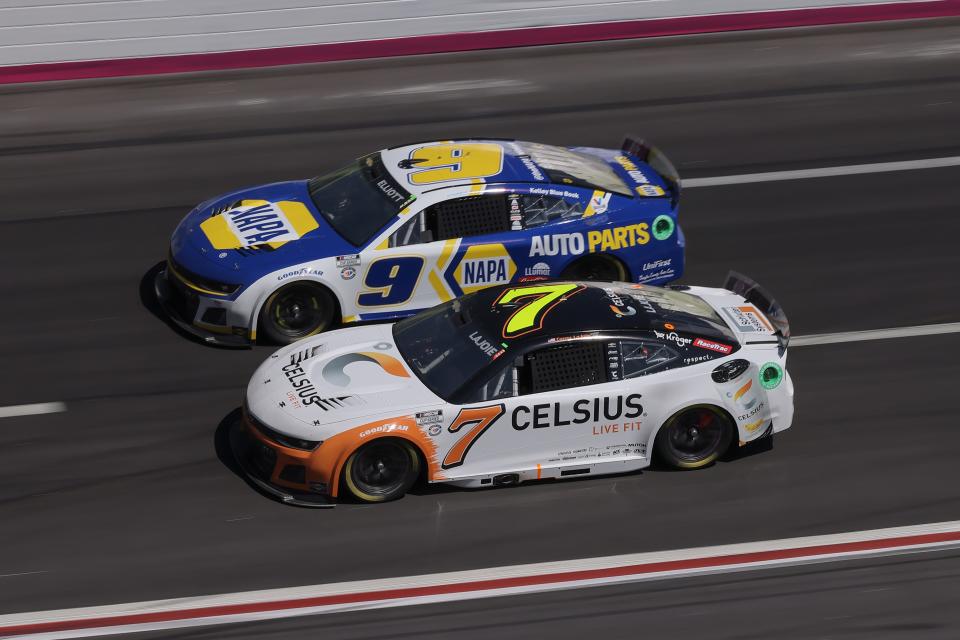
left=321, top=343, right=410, bottom=387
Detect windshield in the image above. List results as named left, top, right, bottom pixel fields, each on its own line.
left=393, top=297, right=504, bottom=402
left=517, top=142, right=632, bottom=196
left=308, top=154, right=415, bottom=247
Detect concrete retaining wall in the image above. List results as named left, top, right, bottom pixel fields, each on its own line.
left=0, top=0, right=938, bottom=66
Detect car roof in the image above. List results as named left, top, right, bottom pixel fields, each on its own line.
left=460, top=281, right=738, bottom=347
left=379, top=138, right=636, bottom=197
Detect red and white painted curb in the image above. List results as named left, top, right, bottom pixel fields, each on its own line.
left=3, top=520, right=960, bottom=638
left=2, top=1, right=959, bottom=84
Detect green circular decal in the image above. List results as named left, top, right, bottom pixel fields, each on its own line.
left=759, top=362, right=784, bottom=390
left=652, top=215, right=675, bottom=241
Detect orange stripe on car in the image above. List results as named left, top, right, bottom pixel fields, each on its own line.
left=733, top=379, right=752, bottom=402
left=739, top=305, right=774, bottom=332
left=357, top=352, right=410, bottom=378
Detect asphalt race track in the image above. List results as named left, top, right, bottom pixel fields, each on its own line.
left=2, top=17, right=960, bottom=638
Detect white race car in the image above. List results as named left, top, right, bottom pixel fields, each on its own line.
left=231, top=273, right=793, bottom=506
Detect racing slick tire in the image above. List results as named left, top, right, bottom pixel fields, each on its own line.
left=560, top=254, right=628, bottom=282
left=342, top=438, right=421, bottom=503
left=259, top=282, right=336, bottom=345
left=654, top=404, right=735, bottom=470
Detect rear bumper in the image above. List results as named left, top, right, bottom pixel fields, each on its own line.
left=154, top=266, right=252, bottom=348
left=771, top=371, right=795, bottom=434
left=229, top=417, right=335, bottom=508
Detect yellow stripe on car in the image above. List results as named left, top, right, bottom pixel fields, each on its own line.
left=167, top=262, right=229, bottom=297
left=429, top=271, right=452, bottom=302
left=198, top=215, right=239, bottom=251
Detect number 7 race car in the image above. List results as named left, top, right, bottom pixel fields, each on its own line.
left=156, top=137, right=683, bottom=346
left=230, top=273, right=793, bottom=507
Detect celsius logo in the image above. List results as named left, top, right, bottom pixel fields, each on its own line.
left=604, top=288, right=635, bottom=318
left=321, top=342, right=409, bottom=387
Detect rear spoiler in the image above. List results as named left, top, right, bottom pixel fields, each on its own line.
left=723, top=271, right=791, bottom=356
left=621, top=136, right=681, bottom=207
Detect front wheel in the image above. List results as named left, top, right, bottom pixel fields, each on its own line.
left=560, top=254, right=628, bottom=281
left=654, top=405, right=734, bottom=470
left=342, top=439, right=421, bottom=503
left=258, top=282, right=336, bottom=345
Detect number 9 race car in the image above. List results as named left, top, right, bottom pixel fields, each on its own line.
left=156, top=136, right=683, bottom=346
left=230, top=272, right=793, bottom=506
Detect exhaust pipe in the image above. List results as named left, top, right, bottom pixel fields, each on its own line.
left=492, top=473, right=519, bottom=486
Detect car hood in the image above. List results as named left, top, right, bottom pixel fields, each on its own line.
left=246, top=324, right=444, bottom=441
left=170, top=180, right=356, bottom=285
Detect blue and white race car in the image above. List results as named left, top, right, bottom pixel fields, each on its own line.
left=156, top=137, right=684, bottom=345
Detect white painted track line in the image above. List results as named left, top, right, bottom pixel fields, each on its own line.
left=3, top=520, right=960, bottom=639
left=0, top=402, right=66, bottom=419
left=684, top=156, right=960, bottom=188
left=793, top=321, right=960, bottom=346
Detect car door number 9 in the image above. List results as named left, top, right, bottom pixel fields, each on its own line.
left=357, top=256, right=425, bottom=307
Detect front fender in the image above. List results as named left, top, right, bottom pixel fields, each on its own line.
left=312, top=416, right=442, bottom=498
left=247, top=273, right=345, bottom=341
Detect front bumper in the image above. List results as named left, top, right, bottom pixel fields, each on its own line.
left=154, top=266, right=252, bottom=348
left=228, top=415, right=335, bottom=508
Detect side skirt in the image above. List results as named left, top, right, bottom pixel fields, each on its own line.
left=437, top=455, right=650, bottom=489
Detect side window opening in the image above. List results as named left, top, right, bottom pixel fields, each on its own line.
left=473, top=364, right=518, bottom=402
left=427, top=194, right=511, bottom=240
left=388, top=211, right=434, bottom=248
left=620, top=339, right=680, bottom=379
left=520, top=341, right=607, bottom=394
left=521, top=194, right=584, bottom=229
left=465, top=340, right=612, bottom=403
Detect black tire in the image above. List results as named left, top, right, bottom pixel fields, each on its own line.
left=342, top=439, right=420, bottom=503
left=560, top=254, right=628, bottom=281
left=654, top=405, right=734, bottom=470
left=258, top=282, right=336, bottom=345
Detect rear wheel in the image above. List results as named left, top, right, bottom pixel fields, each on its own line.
left=258, top=282, right=336, bottom=345
left=655, top=405, right=734, bottom=469
left=560, top=254, right=628, bottom=281
left=342, top=439, right=420, bottom=503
